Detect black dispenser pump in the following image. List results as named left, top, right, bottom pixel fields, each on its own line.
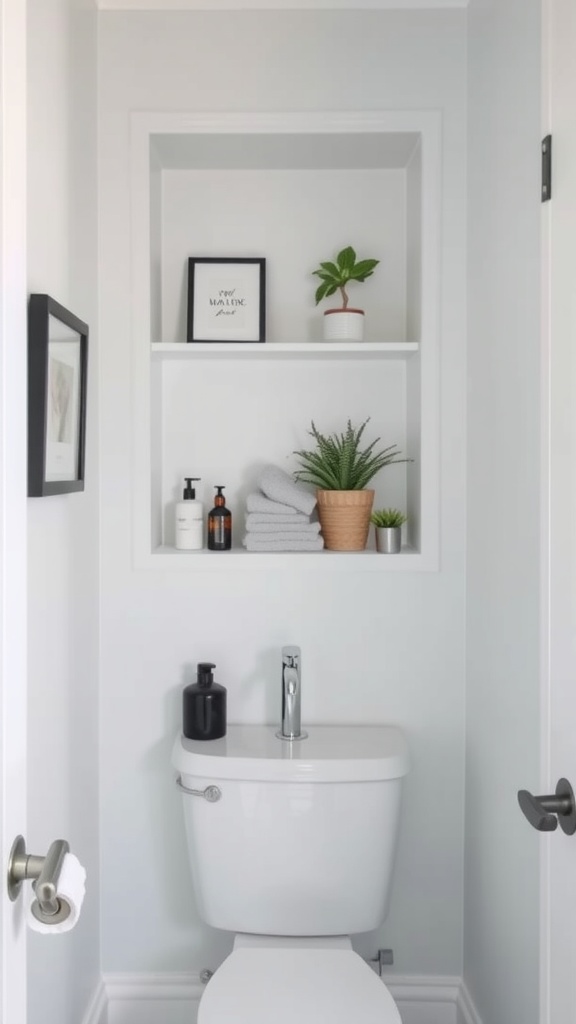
left=183, top=662, right=227, bottom=740
left=183, top=477, right=200, bottom=499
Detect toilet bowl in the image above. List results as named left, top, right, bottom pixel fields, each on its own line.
left=172, top=723, right=409, bottom=1023
left=198, top=937, right=402, bottom=1024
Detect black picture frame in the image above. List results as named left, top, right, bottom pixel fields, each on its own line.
left=28, top=294, right=89, bottom=497
left=187, top=257, right=266, bottom=343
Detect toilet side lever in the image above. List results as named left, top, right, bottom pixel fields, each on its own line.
left=175, top=775, right=222, bottom=802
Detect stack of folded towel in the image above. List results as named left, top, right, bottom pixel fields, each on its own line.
left=243, top=466, right=324, bottom=552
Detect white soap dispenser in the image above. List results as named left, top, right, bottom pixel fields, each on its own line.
left=175, top=477, right=203, bottom=550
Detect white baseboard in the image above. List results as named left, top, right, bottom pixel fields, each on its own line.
left=388, top=975, right=460, bottom=1024
left=102, top=971, right=483, bottom=1024
left=81, top=978, right=108, bottom=1024
left=456, top=981, right=483, bottom=1024
left=105, top=973, right=204, bottom=1024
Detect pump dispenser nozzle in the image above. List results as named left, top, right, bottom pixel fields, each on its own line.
left=183, top=477, right=201, bottom=499
left=197, top=662, right=216, bottom=687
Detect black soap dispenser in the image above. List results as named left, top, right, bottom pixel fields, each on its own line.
left=183, top=662, right=227, bottom=741
left=207, top=485, right=232, bottom=551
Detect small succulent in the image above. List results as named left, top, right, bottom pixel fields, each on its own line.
left=312, top=246, right=379, bottom=310
left=371, top=508, right=408, bottom=529
left=293, top=418, right=411, bottom=491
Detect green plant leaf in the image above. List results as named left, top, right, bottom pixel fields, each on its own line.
left=336, top=246, right=356, bottom=271
left=318, top=261, right=340, bottom=277
left=314, top=280, right=334, bottom=304
left=311, top=249, right=379, bottom=306
left=349, top=259, right=380, bottom=280
left=370, top=507, right=408, bottom=528
left=293, top=418, right=412, bottom=491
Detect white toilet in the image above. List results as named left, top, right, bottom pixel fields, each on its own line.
left=172, top=723, right=409, bottom=1024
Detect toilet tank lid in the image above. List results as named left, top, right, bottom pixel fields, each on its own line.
left=172, top=724, right=409, bottom=783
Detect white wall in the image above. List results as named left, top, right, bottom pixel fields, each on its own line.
left=465, top=0, right=542, bottom=1020
left=26, top=0, right=100, bottom=1020
left=98, top=9, right=467, bottom=977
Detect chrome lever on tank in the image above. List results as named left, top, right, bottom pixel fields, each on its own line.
left=175, top=775, right=222, bottom=802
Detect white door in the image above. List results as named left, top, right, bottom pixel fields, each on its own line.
left=540, top=0, right=576, bottom=1020
left=0, top=0, right=28, bottom=1020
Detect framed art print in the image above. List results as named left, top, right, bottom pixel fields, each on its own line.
left=28, top=293, right=89, bottom=496
left=187, top=257, right=266, bottom=343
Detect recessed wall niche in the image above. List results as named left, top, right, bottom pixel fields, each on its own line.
left=130, top=112, right=440, bottom=569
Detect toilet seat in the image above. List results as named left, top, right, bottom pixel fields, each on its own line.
left=198, top=947, right=401, bottom=1024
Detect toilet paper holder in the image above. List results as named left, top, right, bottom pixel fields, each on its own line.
left=7, top=835, right=72, bottom=924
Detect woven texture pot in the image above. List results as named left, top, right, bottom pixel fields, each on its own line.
left=323, top=308, right=365, bottom=342
left=316, top=489, right=375, bottom=551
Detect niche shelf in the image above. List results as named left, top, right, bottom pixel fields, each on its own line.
left=151, top=341, right=420, bottom=358
left=130, top=111, right=441, bottom=571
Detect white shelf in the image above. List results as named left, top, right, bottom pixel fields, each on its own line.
left=145, top=544, right=430, bottom=571
left=151, top=341, right=420, bottom=358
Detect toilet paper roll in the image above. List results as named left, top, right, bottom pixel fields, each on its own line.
left=26, top=853, right=87, bottom=935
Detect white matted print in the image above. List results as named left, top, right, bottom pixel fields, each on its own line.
left=45, top=321, right=82, bottom=482
left=187, top=257, right=266, bottom=343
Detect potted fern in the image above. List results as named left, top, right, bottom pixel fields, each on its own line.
left=312, top=245, right=379, bottom=342
left=293, top=419, right=410, bottom=551
left=371, top=508, right=408, bottom=554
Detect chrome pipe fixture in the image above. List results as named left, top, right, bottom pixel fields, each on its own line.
left=276, top=645, right=307, bottom=741
left=7, top=835, right=72, bottom=924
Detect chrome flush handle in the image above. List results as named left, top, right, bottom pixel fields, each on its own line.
left=175, top=775, right=222, bottom=802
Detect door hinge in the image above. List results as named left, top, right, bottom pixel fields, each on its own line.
left=542, top=135, right=552, bottom=202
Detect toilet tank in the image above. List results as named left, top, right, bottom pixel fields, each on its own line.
left=172, top=724, right=409, bottom=937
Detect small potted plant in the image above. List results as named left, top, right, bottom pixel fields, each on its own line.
left=312, top=245, right=379, bottom=342
left=371, top=508, right=407, bottom=554
left=293, top=419, right=410, bottom=551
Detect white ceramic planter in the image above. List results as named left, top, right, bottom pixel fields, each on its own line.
left=323, top=308, right=365, bottom=342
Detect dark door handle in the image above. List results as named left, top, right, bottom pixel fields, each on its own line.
left=517, top=777, right=576, bottom=835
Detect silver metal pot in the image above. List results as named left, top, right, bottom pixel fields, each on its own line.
left=375, top=526, right=402, bottom=554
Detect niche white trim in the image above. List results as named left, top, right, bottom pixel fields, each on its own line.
left=98, top=1, right=468, bottom=10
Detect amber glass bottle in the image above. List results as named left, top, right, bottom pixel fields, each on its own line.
left=207, top=485, right=232, bottom=551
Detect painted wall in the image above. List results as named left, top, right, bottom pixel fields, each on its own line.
left=98, top=9, right=467, bottom=977
left=465, top=0, right=542, bottom=1020
left=26, top=0, right=100, bottom=1020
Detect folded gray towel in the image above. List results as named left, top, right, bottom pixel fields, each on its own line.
left=245, top=519, right=321, bottom=535
left=244, top=530, right=322, bottom=543
left=243, top=535, right=325, bottom=552
left=259, top=466, right=316, bottom=516
left=246, top=512, right=310, bottom=526
left=246, top=492, right=301, bottom=515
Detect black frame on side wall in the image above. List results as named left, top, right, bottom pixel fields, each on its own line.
left=28, top=294, right=89, bottom=496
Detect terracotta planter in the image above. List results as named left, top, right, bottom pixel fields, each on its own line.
left=323, top=308, right=365, bottom=342
left=316, top=489, right=375, bottom=551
